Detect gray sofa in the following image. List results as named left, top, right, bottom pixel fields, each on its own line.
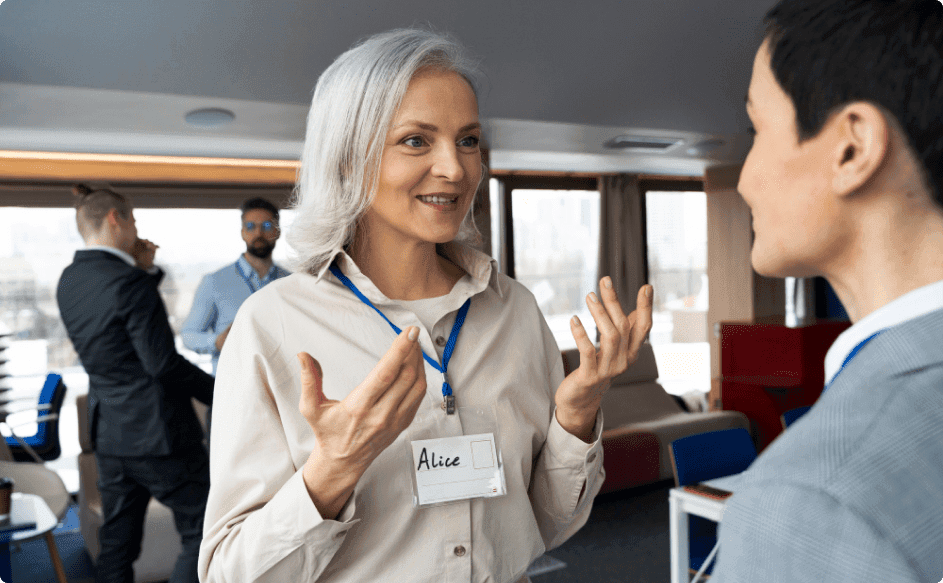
left=561, top=343, right=749, bottom=492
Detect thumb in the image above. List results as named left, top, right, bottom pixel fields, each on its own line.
left=297, top=352, right=325, bottom=419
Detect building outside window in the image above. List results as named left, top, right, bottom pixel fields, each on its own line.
left=509, top=188, right=600, bottom=351
left=0, top=206, right=295, bottom=490
left=644, top=190, right=710, bottom=395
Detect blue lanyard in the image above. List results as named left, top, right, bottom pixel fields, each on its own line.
left=329, top=262, right=471, bottom=415
left=824, top=330, right=884, bottom=393
left=235, top=261, right=260, bottom=293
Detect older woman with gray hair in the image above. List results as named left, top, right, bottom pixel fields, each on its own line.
left=199, top=28, right=652, bottom=583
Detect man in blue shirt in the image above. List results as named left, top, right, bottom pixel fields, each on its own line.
left=182, top=197, right=291, bottom=375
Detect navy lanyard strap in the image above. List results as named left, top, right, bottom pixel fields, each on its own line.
left=328, top=261, right=470, bottom=411
left=825, top=330, right=885, bottom=393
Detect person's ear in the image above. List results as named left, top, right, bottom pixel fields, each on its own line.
left=830, top=102, right=889, bottom=197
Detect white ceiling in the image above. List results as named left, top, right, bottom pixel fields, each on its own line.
left=0, top=0, right=771, bottom=174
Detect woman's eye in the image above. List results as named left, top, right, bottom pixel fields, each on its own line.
left=458, top=135, right=480, bottom=148
left=403, top=136, right=425, bottom=148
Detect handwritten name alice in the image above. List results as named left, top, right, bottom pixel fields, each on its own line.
left=416, top=447, right=461, bottom=471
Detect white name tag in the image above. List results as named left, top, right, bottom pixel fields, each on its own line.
left=410, top=432, right=507, bottom=506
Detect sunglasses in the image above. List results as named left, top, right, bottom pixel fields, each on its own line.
left=244, top=221, right=277, bottom=233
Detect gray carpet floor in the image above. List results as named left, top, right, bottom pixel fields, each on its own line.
left=14, top=482, right=674, bottom=583
left=532, top=481, right=673, bottom=583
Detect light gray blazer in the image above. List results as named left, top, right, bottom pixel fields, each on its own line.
left=712, top=308, right=943, bottom=583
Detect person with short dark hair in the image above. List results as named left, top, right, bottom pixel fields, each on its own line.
left=57, top=186, right=214, bottom=583
left=713, top=1, right=943, bottom=581
left=181, top=197, right=290, bottom=375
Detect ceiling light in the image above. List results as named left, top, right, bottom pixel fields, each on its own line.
left=603, top=135, right=683, bottom=151
left=184, top=108, right=236, bottom=128
left=686, top=138, right=726, bottom=156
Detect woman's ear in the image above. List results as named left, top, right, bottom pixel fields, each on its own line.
left=830, top=102, right=889, bottom=197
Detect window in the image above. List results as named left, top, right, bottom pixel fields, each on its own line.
left=0, top=206, right=295, bottom=491
left=644, top=190, right=710, bottom=395
left=493, top=177, right=600, bottom=351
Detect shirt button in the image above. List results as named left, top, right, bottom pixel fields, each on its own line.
left=435, top=336, right=447, bottom=347
left=454, top=545, right=466, bottom=557
left=587, top=453, right=597, bottom=464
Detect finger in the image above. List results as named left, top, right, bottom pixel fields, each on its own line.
left=297, top=352, right=325, bottom=421
left=393, top=360, right=428, bottom=429
left=376, top=338, right=426, bottom=411
left=599, top=277, right=631, bottom=358
left=348, top=326, right=420, bottom=410
left=570, top=315, right=598, bottom=376
left=598, top=276, right=629, bottom=325
left=585, top=289, right=618, bottom=372
left=627, top=285, right=655, bottom=357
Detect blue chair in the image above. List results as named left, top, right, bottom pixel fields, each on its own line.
left=669, top=427, right=758, bottom=579
left=4, top=373, right=67, bottom=462
left=781, top=405, right=812, bottom=430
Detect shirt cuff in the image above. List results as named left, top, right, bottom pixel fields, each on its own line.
left=277, top=469, right=361, bottom=546
left=544, top=408, right=604, bottom=470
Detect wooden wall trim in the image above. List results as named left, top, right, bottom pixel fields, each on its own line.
left=0, top=150, right=300, bottom=185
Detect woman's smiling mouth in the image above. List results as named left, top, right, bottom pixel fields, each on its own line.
left=417, top=194, right=459, bottom=209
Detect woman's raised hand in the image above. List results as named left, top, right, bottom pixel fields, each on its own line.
left=296, top=327, right=427, bottom=518
left=555, top=279, right=654, bottom=442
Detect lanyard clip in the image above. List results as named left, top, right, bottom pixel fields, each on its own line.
left=443, top=394, right=456, bottom=415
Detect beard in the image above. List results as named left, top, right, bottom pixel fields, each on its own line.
left=246, top=238, right=275, bottom=259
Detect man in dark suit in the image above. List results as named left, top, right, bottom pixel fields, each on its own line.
left=57, top=187, right=214, bottom=583
left=712, top=1, right=943, bottom=582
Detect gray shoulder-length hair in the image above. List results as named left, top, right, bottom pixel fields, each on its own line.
left=287, top=28, right=484, bottom=274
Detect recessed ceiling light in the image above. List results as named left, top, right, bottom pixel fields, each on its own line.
left=603, top=135, right=683, bottom=151
left=184, top=108, right=236, bottom=128
left=686, top=138, right=726, bottom=156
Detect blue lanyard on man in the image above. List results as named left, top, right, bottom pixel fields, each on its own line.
left=824, top=330, right=885, bottom=393
left=329, top=262, right=471, bottom=415
left=236, top=261, right=264, bottom=293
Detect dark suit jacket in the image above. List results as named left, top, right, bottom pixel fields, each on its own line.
left=57, top=249, right=214, bottom=457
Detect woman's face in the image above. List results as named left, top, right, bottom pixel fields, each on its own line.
left=361, top=68, right=482, bottom=249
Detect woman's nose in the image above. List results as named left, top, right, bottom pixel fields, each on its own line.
left=431, top=145, right=465, bottom=182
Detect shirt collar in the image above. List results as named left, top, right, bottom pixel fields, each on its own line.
left=86, top=245, right=136, bottom=267
left=314, top=242, right=505, bottom=301
left=824, top=278, right=943, bottom=385
left=237, top=254, right=280, bottom=284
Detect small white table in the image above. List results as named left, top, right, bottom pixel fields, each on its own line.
left=668, top=474, right=741, bottom=583
left=0, top=492, right=66, bottom=583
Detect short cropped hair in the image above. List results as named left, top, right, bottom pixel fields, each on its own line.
left=764, top=0, right=943, bottom=206
left=72, top=185, right=132, bottom=242
left=287, top=28, right=484, bottom=274
left=240, top=197, right=279, bottom=222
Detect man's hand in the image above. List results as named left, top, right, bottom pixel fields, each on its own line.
left=555, top=279, right=654, bottom=442
left=132, top=238, right=158, bottom=270
left=297, top=327, right=427, bottom=519
left=214, top=324, right=233, bottom=352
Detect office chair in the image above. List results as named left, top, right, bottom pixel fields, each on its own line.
left=0, top=460, right=71, bottom=582
left=781, top=405, right=812, bottom=430
left=4, top=373, right=67, bottom=463
left=669, top=427, right=758, bottom=580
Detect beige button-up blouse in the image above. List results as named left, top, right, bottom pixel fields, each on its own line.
left=198, top=243, right=605, bottom=583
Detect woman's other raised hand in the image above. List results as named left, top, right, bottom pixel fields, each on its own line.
left=555, top=279, right=654, bottom=442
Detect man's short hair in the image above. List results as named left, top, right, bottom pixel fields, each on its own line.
left=764, top=0, right=943, bottom=207
left=240, top=197, right=280, bottom=222
left=72, top=185, right=132, bottom=241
